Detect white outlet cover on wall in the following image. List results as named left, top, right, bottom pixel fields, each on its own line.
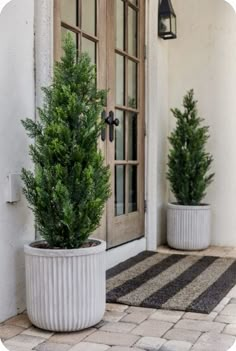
left=225, top=0, right=236, bottom=12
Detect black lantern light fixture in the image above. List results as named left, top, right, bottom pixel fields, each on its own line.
left=158, top=0, right=177, bottom=40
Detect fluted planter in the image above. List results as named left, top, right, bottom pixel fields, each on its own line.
left=167, top=203, right=211, bottom=250
left=24, top=239, right=106, bottom=332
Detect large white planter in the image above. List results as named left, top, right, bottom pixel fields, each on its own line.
left=167, top=203, right=211, bottom=250
left=24, top=239, right=106, bottom=332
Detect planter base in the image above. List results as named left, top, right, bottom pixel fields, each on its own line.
left=25, top=240, right=106, bottom=332
left=167, top=203, right=211, bottom=251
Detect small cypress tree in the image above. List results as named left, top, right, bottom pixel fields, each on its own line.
left=21, top=35, right=110, bottom=249
left=167, top=89, right=214, bottom=205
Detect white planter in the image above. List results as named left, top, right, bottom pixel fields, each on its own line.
left=167, top=203, right=211, bottom=250
left=24, top=239, right=106, bottom=332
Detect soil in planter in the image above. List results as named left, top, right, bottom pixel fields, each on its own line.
left=30, top=239, right=100, bottom=250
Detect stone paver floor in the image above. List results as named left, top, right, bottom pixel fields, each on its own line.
left=2, top=246, right=236, bottom=351
left=2, top=291, right=236, bottom=351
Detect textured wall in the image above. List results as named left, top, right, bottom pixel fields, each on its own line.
left=169, top=0, right=236, bottom=245
left=0, top=0, right=35, bottom=322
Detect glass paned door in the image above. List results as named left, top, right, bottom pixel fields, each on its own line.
left=106, top=0, right=145, bottom=248
left=54, top=0, right=145, bottom=249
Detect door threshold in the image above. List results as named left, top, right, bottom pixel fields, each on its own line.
left=107, top=235, right=145, bottom=251
left=106, top=237, right=146, bottom=269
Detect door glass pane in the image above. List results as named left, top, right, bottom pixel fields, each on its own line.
left=128, top=166, right=137, bottom=213
left=128, top=60, right=137, bottom=108
left=61, top=28, right=77, bottom=56
left=128, top=113, right=137, bottom=160
left=128, top=7, right=137, bottom=57
left=116, top=54, right=125, bottom=105
left=82, top=37, right=96, bottom=64
left=115, top=110, right=125, bottom=160
left=115, top=165, right=125, bottom=216
left=116, top=0, right=125, bottom=50
left=60, top=0, right=77, bottom=26
left=81, top=0, right=96, bottom=35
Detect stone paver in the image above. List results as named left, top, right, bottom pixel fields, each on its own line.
left=109, top=348, right=141, bottom=351
left=103, top=311, right=127, bottom=322
left=164, top=328, right=201, bottom=343
left=85, top=331, right=140, bottom=347
left=48, top=328, right=96, bottom=345
left=160, top=340, right=192, bottom=351
left=220, top=304, right=236, bottom=316
left=126, top=306, right=156, bottom=316
left=216, top=315, right=236, bottom=324
left=0, top=325, right=24, bottom=340
left=183, top=312, right=217, bottom=321
left=5, top=314, right=32, bottom=329
left=213, top=303, right=226, bottom=314
left=191, top=332, right=235, bottom=351
left=100, top=322, right=136, bottom=333
left=121, top=312, right=147, bottom=324
left=4, top=334, right=45, bottom=348
left=132, top=320, right=173, bottom=337
left=150, top=310, right=184, bottom=323
left=228, top=286, right=236, bottom=298
left=135, top=336, right=166, bottom=350
left=174, top=319, right=225, bottom=333
left=69, top=342, right=110, bottom=350
left=35, top=342, right=72, bottom=351
left=2, top=345, right=32, bottom=351
left=106, top=304, right=128, bottom=312
left=223, top=324, right=236, bottom=336
left=22, top=326, right=54, bottom=339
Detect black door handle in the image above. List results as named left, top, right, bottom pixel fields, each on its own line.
left=101, top=110, right=106, bottom=141
left=105, top=111, right=120, bottom=142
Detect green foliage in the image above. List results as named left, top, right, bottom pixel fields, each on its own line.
left=167, top=90, right=214, bottom=205
left=21, top=35, right=110, bottom=249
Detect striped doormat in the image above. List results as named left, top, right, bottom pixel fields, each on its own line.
left=106, top=252, right=236, bottom=314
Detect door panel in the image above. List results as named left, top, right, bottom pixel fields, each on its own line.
left=54, top=0, right=145, bottom=248
left=106, top=0, right=145, bottom=248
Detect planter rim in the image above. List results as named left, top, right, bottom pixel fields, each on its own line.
left=167, top=203, right=211, bottom=210
left=24, top=238, right=106, bottom=257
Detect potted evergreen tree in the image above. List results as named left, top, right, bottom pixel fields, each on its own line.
left=167, top=90, right=214, bottom=250
left=22, top=35, right=110, bottom=331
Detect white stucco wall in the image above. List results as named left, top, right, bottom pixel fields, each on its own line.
left=146, top=0, right=169, bottom=249
left=169, top=0, right=236, bottom=246
left=0, top=0, right=35, bottom=322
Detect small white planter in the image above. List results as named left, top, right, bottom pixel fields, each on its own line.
left=24, top=239, right=106, bottom=332
left=167, top=203, right=211, bottom=250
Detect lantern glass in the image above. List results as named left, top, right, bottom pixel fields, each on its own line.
left=159, top=15, right=171, bottom=35
left=170, top=14, right=177, bottom=35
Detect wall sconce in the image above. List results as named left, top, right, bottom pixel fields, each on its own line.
left=158, top=0, right=177, bottom=40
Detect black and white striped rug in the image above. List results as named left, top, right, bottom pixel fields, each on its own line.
left=106, top=252, right=236, bottom=314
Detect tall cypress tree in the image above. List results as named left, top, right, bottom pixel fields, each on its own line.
left=21, top=35, right=110, bottom=249
left=167, top=90, right=214, bottom=205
